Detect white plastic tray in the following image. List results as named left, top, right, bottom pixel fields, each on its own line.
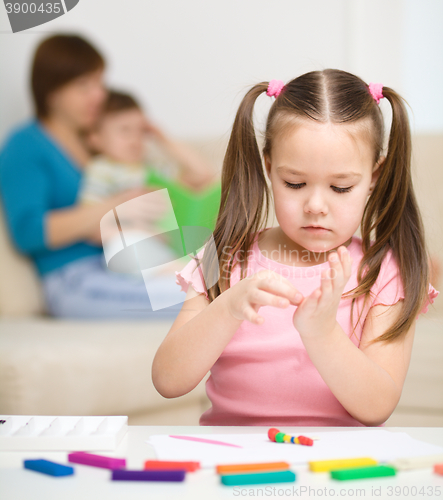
left=0, top=415, right=127, bottom=451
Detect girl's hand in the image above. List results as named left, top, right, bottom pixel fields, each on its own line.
left=292, top=245, right=352, bottom=339
left=226, top=269, right=302, bottom=325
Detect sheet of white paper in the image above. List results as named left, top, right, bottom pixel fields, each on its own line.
left=146, top=431, right=443, bottom=468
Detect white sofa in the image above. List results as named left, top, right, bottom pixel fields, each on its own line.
left=0, top=136, right=442, bottom=426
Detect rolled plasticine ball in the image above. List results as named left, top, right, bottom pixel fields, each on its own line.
left=275, top=432, right=286, bottom=443
left=268, top=428, right=280, bottom=441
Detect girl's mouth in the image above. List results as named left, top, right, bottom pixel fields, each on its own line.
left=303, top=226, right=330, bottom=233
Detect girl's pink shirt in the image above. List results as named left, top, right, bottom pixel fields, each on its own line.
left=175, top=228, right=439, bottom=427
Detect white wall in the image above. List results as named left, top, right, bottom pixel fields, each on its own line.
left=0, top=0, right=442, bottom=143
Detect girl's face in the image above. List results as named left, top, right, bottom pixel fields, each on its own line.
left=264, top=119, right=383, bottom=257
left=46, top=68, right=107, bottom=130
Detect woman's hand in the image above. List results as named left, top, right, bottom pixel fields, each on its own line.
left=225, top=269, right=303, bottom=325
left=292, top=246, right=352, bottom=339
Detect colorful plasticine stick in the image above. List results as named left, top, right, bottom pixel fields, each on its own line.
left=388, top=453, right=443, bottom=471
left=24, top=459, right=74, bottom=477
left=331, top=465, right=396, bottom=481
left=216, top=461, right=290, bottom=474
left=144, top=460, right=200, bottom=472
left=309, top=457, right=378, bottom=472
left=268, top=427, right=314, bottom=446
left=112, top=469, right=186, bottom=482
left=220, top=470, right=296, bottom=486
left=68, top=451, right=126, bottom=470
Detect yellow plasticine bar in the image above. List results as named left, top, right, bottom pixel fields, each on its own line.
left=309, top=457, right=378, bottom=472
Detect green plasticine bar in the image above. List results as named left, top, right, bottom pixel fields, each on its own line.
left=331, top=465, right=396, bottom=481
left=221, top=470, right=296, bottom=486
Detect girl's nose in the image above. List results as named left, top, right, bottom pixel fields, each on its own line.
left=304, top=190, right=328, bottom=215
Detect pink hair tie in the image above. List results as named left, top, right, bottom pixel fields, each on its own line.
left=368, top=82, right=384, bottom=104
left=267, top=80, right=285, bottom=98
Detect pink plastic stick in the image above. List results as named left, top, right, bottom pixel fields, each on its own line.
left=68, top=451, right=126, bottom=469
left=169, top=435, right=243, bottom=448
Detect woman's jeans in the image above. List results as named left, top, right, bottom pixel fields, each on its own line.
left=41, top=254, right=187, bottom=320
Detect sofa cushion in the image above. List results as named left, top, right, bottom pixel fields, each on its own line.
left=0, top=318, right=208, bottom=416
left=0, top=201, right=46, bottom=317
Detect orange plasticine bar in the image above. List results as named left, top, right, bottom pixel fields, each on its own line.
left=144, top=460, right=200, bottom=472
left=434, top=464, right=443, bottom=476
left=216, top=461, right=290, bottom=474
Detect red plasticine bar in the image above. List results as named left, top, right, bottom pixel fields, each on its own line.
left=144, top=460, right=200, bottom=472
left=435, top=464, right=443, bottom=475
left=68, top=451, right=126, bottom=470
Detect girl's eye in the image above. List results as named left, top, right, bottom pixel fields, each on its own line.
left=332, top=186, right=353, bottom=193
left=284, top=181, right=353, bottom=194
left=284, top=181, right=304, bottom=190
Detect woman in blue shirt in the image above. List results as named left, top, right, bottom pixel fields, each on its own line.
left=0, top=34, right=213, bottom=319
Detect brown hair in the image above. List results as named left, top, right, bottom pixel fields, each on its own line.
left=31, top=34, right=105, bottom=119
left=102, top=89, right=141, bottom=115
left=199, top=68, right=432, bottom=345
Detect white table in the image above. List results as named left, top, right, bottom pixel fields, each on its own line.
left=1, top=426, right=443, bottom=500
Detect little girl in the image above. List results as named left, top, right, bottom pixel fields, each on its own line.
left=152, top=69, right=439, bottom=427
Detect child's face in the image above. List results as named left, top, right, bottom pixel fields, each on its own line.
left=264, top=119, right=383, bottom=255
left=91, top=108, right=146, bottom=164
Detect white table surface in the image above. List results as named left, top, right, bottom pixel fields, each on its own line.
left=1, top=426, right=443, bottom=500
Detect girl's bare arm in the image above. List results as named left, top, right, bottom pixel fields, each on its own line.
left=152, top=286, right=243, bottom=399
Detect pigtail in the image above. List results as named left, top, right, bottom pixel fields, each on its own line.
left=357, top=87, right=431, bottom=344
left=201, top=83, right=272, bottom=302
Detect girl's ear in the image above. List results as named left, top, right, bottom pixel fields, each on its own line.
left=368, top=155, right=385, bottom=194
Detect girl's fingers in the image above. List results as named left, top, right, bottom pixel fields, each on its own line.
left=341, top=246, right=353, bottom=277
left=255, top=275, right=302, bottom=305
left=242, top=304, right=264, bottom=324
left=320, top=267, right=333, bottom=297
left=298, top=287, right=321, bottom=311
left=327, top=251, right=342, bottom=292
left=249, top=289, right=292, bottom=309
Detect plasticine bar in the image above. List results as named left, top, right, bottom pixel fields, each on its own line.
left=331, top=465, right=396, bottom=480
left=68, top=451, right=126, bottom=470
left=24, top=459, right=74, bottom=477
left=112, top=469, right=186, bottom=482
left=309, top=457, right=378, bottom=472
left=220, top=470, right=296, bottom=486
left=216, top=461, right=290, bottom=474
left=388, top=453, right=443, bottom=471
left=434, top=463, right=443, bottom=476
left=144, top=460, right=200, bottom=472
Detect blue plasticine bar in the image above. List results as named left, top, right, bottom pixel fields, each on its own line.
left=112, top=469, right=186, bottom=481
left=331, top=465, right=396, bottom=480
left=24, top=459, right=74, bottom=477
left=221, top=470, right=296, bottom=486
